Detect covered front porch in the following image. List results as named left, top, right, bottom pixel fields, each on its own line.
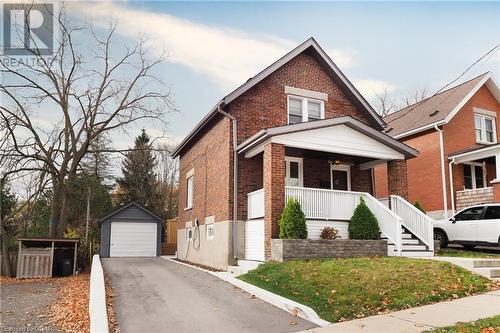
left=237, top=117, right=425, bottom=261
left=449, top=144, right=500, bottom=212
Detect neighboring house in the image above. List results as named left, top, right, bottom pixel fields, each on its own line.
left=374, top=73, right=500, bottom=220
left=172, top=38, right=432, bottom=270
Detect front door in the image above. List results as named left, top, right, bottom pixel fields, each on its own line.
left=331, top=165, right=351, bottom=191
left=285, top=157, right=303, bottom=187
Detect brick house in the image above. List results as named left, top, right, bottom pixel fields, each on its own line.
left=172, top=38, right=433, bottom=270
left=374, top=73, right=500, bottom=220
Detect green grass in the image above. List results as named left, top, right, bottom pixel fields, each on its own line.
left=438, top=248, right=500, bottom=259
left=423, top=315, right=500, bottom=332
left=238, top=257, right=497, bottom=323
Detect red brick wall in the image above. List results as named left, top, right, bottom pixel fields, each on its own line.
left=387, top=159, right=409, bottom=199
left=178, top=115, right=232, bottom=228
left=228, top=53, right=379, bottom=144
left=374, top=84, right=500, bottom=213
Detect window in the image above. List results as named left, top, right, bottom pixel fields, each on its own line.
left=484, top=206, right=500, bottom=219
left=455, top=207, right=484, bottom=221
left=186, top=175, right=193, bottom=209
left=463, top=164, right=486, bottom=190
left=474, top=114, right=496, bottom=144
left=285, top=157, right=303, bottom=187
left=287, top=96, right=324, bottom=124
left=206, top=224, right=215, bottom=240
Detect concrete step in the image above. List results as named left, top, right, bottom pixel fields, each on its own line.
left=401, top=233, right=413, bottom=239
left=402, top=239, right=420, bottom=245
left=472, top=259, right=500, bottom=268
left=473, top=267, right=500, bottom=279
left=401, top=244, right=427, bottom=251
left=237, top=260, right=262, bottom=271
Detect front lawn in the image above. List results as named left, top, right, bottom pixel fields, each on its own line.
left=438, top=248, right=500, bottom=259
left=423, top=315, right=500, bottom=333
left=238, top=257, right=497, bottom=323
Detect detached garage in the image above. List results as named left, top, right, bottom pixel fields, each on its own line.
left=100, top=202, right=163, bottom=257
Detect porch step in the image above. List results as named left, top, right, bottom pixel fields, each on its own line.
left=402, top=238, right=420, bottom=245
left=402, top=251, right=434, bottom=257
left=472, top=259, right=500, bottom=268
left=401, top=233, right=412, bottom=239
left=473, top=267, right=500, bottom=279
left=402, top=244, right=427, bottom=251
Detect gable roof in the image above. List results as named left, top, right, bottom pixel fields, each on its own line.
left=98, top=202, right=163, bottom=223
left=171, top=37, right=385, bottom=158
left=237, top=116, right=418, bottom=158
left=384, top=73, right=500, bottom=139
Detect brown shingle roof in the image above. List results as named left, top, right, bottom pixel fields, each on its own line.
left=383, top=73, right=489, bottom=137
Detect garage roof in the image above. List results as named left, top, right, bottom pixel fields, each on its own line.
left=99, top=202, right=163, bottom=223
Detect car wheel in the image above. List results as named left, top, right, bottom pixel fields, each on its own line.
left=434, top=230, right=448, bottom=248
left=462, top=245, right=475, bottom=251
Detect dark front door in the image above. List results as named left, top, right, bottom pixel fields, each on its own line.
left=332, top=169, right=348, bottom=191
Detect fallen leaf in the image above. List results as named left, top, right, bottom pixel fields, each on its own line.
left=289, top=320, right=297, bottom=325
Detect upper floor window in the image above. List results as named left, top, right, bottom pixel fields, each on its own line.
left=287, top=96, right=325, bottom=124
left=474, top=114, right=496, bottom=144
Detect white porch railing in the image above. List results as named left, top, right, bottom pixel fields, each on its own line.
left=247, top=189, right=265, bottom=219
left=285, top=186, right=361, bottom=220
left=390, top=195, right=434, bottom=251
left=364, top=193, right=402, bottom=255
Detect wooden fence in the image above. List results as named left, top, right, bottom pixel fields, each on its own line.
left=0, top=252, right=18, bottom=276
left=16, top=248, right=52, bottom=278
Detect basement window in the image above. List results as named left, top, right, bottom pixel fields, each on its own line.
left=206, top=224, right=215, bottom=240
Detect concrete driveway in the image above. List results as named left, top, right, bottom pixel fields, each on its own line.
left=102, top=258, right=316, bottom=333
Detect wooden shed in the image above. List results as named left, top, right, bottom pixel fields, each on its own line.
left=16, top=238, right=79, bottom=279
left=99, top=202, right=163, bottom=257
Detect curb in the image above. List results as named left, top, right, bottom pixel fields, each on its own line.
left=161, top=256, right=331, bottom=328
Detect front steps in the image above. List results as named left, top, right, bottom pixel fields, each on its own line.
left=227, top=260, right=262, bottom=276
left=430, top=257, right=500, bottom=280
left=386, top=227, right=434, bottom=257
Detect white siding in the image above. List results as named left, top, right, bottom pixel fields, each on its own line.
left=306, top=220, right=349, bottom=240
left=110, top=222, right=157, bottom=257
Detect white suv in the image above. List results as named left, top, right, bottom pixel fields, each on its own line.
left=433, top=204, right=500, bottom=250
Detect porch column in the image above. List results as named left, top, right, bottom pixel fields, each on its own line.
left=387, top=159, right=409, bottom=200
left=263, top=142, right=285, bottom=260
left=492, top=153, right=500, bottom=202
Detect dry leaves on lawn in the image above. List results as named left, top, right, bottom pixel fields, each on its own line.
left=104, top=273, right=119, bottom=333
left=48, top=273, right=90, bottom=333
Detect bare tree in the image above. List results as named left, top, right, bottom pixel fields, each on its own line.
left=401, top=88, right=428, bottom=108
left=0, top=6, right=174, bottom=237
left=155, top=145, right=179, bottom=219
left=374, top=88, right=397, bottom=116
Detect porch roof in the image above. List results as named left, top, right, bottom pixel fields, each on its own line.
left=449, top=143, right=500, bottom=164
left=237, top=116, right=419, bottom=160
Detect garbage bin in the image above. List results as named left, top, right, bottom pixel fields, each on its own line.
left=61, top=259, right=73, bottom=276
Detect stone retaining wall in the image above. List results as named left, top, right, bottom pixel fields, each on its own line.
left=456, top=187, right=493, bottom=211
left=271, top=239, right=387, bottom=262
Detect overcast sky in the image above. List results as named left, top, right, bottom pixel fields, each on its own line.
left=68, top=1, right=499, bottom=149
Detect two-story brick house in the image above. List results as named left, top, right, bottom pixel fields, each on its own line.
left=374, top=73, right=500, bottom=220
left=172, top=38, right=430, bottom=270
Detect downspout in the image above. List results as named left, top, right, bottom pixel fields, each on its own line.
left=449, top=158, right=456, bottom=215
left=218, top=105, right=238, bottom=261
left=434, top=124, right=448, bottom=220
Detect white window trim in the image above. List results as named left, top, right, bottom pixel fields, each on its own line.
left=330, top=164, right=351, bottom=191
left=474, top=113, right=497, bottom=144
left=287, top=95, right=325, bottom=124
left=284, top=86, right=328, bottom=101
left=186, top=175, right=194, bottom=209
left=285, top=157, right=303, bottom=187
left=463, top=162, right=487, bottom=190
left=206, top=224, right=215, bottom=240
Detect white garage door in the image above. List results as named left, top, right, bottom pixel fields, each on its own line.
left=110, top=222, right=157, bottom=257
left=245, top=220, right=265, bottom=261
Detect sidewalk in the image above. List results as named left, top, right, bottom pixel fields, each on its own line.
left=302, top=289, right=500, bottom=333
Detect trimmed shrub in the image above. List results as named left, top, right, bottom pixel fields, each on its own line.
left=320, top=227, right=341, bottom=240
left=279, top=198, right=307, bottom=239
left=348, top=197, right=380, bottom=240
left=414, top=201, right=426, bottom=214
